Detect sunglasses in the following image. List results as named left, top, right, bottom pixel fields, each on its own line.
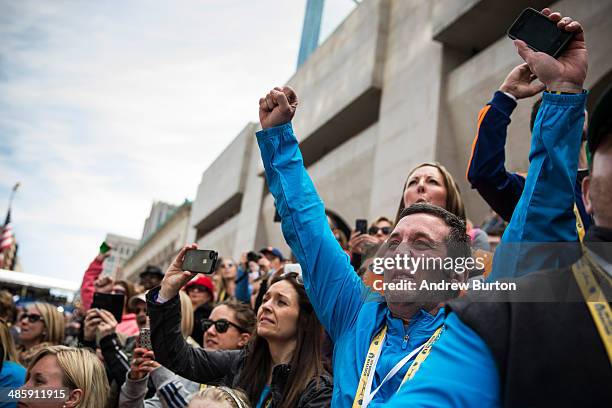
left=202, top=318, right=247, bottom=333
left=368, top=226, right=392, bottom=235
left=20, top=313, right=45, bottom=324
left=220, top=263, right=234, bottom=269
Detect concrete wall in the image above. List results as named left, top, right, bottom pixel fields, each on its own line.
left=187, top=0, right=612, bottom=258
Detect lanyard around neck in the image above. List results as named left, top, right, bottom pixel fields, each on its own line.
left=352, top=324, right=444, bottom=408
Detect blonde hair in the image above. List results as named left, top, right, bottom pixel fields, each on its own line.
left=179, top=291, right=194, bottom=338
left=188, top=386, right=251, bottom=408
left=216, top=257, right=236, bottom=302
left=0, top=319, right=19, bottom=362
left=32, top=302, right=65, bottom=345
left=395, top=162, right=466, bottom=224
left=27, top=346, right=109, bottom=408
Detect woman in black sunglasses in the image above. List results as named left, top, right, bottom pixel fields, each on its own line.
left=148, top=244, right=332, bottom=408
left=17, top=303, right=64, bottom=367
left=203, top=300, right=255, bottom=350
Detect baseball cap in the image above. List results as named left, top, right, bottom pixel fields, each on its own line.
left=128, top=292, right=147, bottom=310
left=260, top=247, right=284, bottom=261
left=184, top=275, right=215, bottom=295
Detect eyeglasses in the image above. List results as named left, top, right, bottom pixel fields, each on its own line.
left=202, top=318, right=247, bottom=333
left=220, top=263, right=234, bottom=269
left=368, top=226, right=392, bottom=235
left=20, top=313, right=45, bottom=324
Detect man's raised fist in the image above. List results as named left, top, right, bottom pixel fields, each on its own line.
left=258, top=86, right=298, bottom=130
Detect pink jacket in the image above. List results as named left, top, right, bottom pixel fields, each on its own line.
left=80, top=257, right=103, bottom=312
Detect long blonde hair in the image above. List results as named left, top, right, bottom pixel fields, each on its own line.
left=0, top=319, right=19, bottom=362
left=32, top=302, right=65, bottom=345
left=27, top=346, right=109, bottom=408
left=179, top=291, right=194, bottom=338
left=395, top=162, right=466, bottom=224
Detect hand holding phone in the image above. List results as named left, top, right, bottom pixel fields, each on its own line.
left=159, top=244, right=203, bottom=300
left=508, top=8, right=586, bottom=93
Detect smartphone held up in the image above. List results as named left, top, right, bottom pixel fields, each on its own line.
left=507, top=8, right=574, bottom=58
left=182, top=248, right=219, bottom=274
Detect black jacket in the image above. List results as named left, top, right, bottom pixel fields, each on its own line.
left=449, top=226, right=612, bottom=407
left=146, top=288, right=332, bottom=408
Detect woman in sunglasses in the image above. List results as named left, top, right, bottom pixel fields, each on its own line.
left=17, top=303, right=64, bottom=367
left=203, top=300, right=255, bottom=350
left=120, top=300, right=256, bottom=408
left=147, top=244, right=332, bottom=408
left=348, top=217, right=393, bottom=255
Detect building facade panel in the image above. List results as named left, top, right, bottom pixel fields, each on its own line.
left=123, top=202, right=191, bottom=283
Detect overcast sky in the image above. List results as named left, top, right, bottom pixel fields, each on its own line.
left=0, top=0, right=356, bottom=283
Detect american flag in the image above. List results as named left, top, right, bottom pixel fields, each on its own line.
left=0, top=209, right=17, bottom=270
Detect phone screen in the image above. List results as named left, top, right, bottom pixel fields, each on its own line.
left=508, top=8, right=573, bottom=57
left=92, top=292, right=124, bottom=323
left=356, top=219, right=368, bottom=235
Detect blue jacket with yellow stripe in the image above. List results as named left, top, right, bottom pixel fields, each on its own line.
left=256, top=123, right=445, bottom=407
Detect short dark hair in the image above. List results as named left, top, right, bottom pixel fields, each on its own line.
left=530, top=98, right=543, bottom=132
left=398, top=203, right=471, bottom=261
left=217, top=299, right=256, bottom=334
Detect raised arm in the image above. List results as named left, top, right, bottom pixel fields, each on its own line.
left=149, top=246, right=244, bottom=384
left=466, top=63, right=545, bottom=221
left=490, top=9, right=587, bottom=279
left=255, top=87, right=366, bottom=340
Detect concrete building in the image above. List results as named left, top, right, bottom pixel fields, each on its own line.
left=101, top=233, right=139, bottom=278
left=190, top=0, right=612, bottom=260
left=123, top=200, right=191, bottom=283
left=141, top=201, right=178, bottom=241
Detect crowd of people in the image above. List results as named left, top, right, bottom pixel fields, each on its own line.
left=1, top=7, right=610, bottom=408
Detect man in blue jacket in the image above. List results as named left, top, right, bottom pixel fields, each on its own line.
left=255, top=88, right=471, bottom=406
left=387, top=9, right=612, bottom=408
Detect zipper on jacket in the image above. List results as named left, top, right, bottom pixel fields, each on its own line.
left=401, top=334, right=409, bottom=350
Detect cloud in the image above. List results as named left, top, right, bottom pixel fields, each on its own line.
left=0, top=0, right=355, bottom=284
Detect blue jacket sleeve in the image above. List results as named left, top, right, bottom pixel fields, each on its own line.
left=386, top=312, right=501, bottom=408
left=466, top=91, right=526, bottom=222
left=234, top=266, right=250, bottom=304
left=490, top=92, right=586, bottom=279
left=256, top=123, right=366, bottom=341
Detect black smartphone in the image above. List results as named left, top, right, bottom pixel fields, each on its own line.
left=99, top=241, right=111, bottom=254
left=182, top=249, right=218, bottom=274
left=356, top=219, right=368, bottom=235
left=92, top=292, right=124, bottom=323
left=507, top=8, right=574, bottom=58
left=136, top=327, right=152, bottom=350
